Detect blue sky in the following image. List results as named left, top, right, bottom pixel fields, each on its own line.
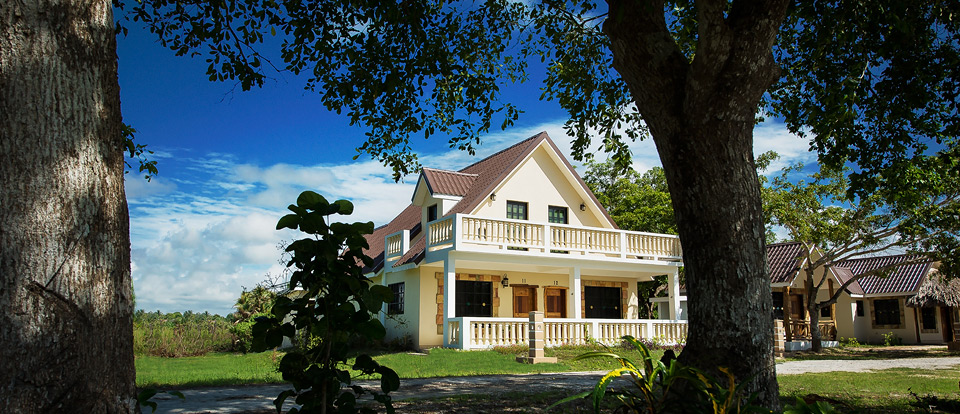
left=117, top=19, right=817, bottom=316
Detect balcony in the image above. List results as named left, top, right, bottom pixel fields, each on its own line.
left=394, top=213, right=681, bottom=262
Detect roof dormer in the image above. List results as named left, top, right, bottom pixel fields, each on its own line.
left=412, top=168, right=478, bottom=230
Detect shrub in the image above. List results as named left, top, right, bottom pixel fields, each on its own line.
left=837, top=336, right=862, bottom=348
left=882, top=332, right=903, bottom=346
left=555, top=335, right=765, bottom=413
left=133, top=310, right=236, bottom=357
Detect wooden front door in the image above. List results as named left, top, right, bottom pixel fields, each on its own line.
left=513, top=286, right=537, bottom=317
left=545, top=287, right=567, bottom=318
left=942, top=307, right=955, bottom=342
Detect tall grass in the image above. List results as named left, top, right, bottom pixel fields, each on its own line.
left=133, top=310, right=237, bottom=357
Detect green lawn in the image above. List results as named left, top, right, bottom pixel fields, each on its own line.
left=136, top=345, right=660, bottom=388
left=778, top=367, right=960, bottom=413
left=136, top=346, right=960, bottom=413
left=136, top=351, right=285, bottom=388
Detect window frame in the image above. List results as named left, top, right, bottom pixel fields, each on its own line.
left=547, top=205, right=568, bottom=224
left=506, top=200, right=528, bottom=221
left=387, top=282, right=405, bottom=315
left=920, top=307, right=939, bottom=333
left=456, top=280, right=492, bottom=317
left=871, top=298, right=902, bottom=328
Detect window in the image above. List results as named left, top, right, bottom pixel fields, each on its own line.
left=506, top=201, right=528, bottom=220
left=548, top=206, right=568, bottom=224
left=387, top=282, right=404, bottom=315
left=820, top=306, right=832, bottom=318
left=456, top=280, right=492, bottom=317
left=921, top=307, right=938, bottom=331
left=506, top=201, right=529, bottom=250
left=584, top=286, right=622, bottom=319
left=772, top=292, right=784, bottom=320
left=548, top=206, right=569, bottom=253
left=856, top=300, right=864, bottom=317
left=427, top=204, right=438, bottom=222
left=873, top=299, right=901, bottom=327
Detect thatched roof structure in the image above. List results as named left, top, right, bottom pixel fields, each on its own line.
left=907, top=274, right=960, bottom=308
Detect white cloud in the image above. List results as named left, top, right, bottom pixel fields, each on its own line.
left=124, top=176, right=177, bottom=199
left=753, top=122, right=816, bottom=172
left=130, top=151, right=415, bottom=315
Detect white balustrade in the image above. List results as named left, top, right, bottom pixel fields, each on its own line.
left=433, top=214, right=681, bottom=260
left=427, top=216, right=455, bottom=250
left=449, top=317, right=688, bottom=350
left=447, top=319, right=461, bottom=347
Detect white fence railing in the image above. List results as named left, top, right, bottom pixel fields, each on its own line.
left=446, top=317, right=688, bottom=350
left=425, top=214, right=682, bottom=260
left=384, top=229, right=409, bottom=262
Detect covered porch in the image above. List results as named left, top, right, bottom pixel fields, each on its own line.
left=389, top=213, right=687, bottom=349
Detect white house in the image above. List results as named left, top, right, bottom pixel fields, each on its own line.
left=363, top=132, right=687, bottom=350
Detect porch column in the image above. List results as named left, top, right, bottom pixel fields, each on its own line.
left=442, top=254, right=457, bottom=347
left=667, top=268, right=681, bottom=320
left=379, top=272, right=388, bottom=326
left=784, top=286, right=793, bottom=342
left=569, top=266, right=582, bottom=319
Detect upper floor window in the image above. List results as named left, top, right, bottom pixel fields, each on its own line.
left=427, top=204, right=438, bottom=222
left=506, top=201, right=528, bottom=220
left=548, top=206, right=568, bottom=224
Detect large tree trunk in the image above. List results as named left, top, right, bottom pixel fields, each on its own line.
left=806, top=277, right=824, bottom=353
left=604, top=0, right=788, bottom=408
left=0, top=1, right=137, bottom=412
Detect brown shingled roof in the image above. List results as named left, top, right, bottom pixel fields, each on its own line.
left=830, top=266, right=865, bottom=295
left=362, top=204, right=421, bottom=273
left=835, top=254, right=933, bottom=295
left=421, top=168, right=477, bottom=197
left=363, top=132, right=618, bottom=272
left=766, top=242, right=807, bottom=285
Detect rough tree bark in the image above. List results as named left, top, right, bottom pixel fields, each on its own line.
left=0, top=0, right=137, bottom=412
left=604, top=0, right=789, bottom=407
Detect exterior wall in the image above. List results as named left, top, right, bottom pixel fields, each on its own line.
left=913, top=306, right=947, bottom=344
left=378, top=268, right=421, bottom=347
left=417, top=266, right=444, bottom=349
left=471, top=146, right=609, bottom=228
left=834, top=294, right=857, bottom=340
left=854, top=297, right=933, bottom=344
left=654, top=300, right=687, bottom=320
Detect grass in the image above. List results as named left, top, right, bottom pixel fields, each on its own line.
left=370, top=345, right=660, bottom=378
left=136, top=346, right=960, bottom=412
left=136, top=344, right=663, bottom=388
left=136, top=352, right=285, bottom=388
left=778, top=366, right=960, bottom=413
left=779, top=344, right=960, bottom=361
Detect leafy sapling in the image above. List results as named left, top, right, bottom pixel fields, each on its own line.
left=252, top=191, right=398, bottom=414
